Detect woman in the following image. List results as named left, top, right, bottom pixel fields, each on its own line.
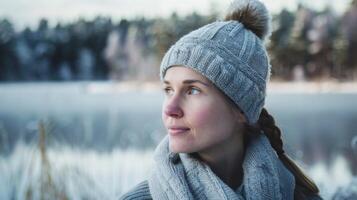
left=120, top=0, right=322, bottom=199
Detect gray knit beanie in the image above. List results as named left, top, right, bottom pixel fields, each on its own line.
left=160, top=0, right=272, bottom=125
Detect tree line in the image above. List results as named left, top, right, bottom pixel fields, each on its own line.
left=0, top=2, right=356, bottom=82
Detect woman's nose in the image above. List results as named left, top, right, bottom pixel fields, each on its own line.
left=163, top=99, right=184, bottom=118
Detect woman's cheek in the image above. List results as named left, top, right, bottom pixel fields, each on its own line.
left=190, top=105, right=215, bottom=127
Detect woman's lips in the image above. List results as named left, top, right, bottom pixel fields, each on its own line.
left=168, top=127, right=190, bottom=135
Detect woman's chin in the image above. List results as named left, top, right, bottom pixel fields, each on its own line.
left=169, top=140, right=193, bottom=153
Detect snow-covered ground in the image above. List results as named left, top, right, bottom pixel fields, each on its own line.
left=268, top=81, right=357, bottom=93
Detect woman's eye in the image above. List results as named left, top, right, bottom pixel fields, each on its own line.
left=188, top=87, right=201, bottom=95
left=163, top=87, right=173, bottom=95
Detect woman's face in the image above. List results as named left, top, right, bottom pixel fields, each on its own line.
left=162, top=66, right=246, bottom=153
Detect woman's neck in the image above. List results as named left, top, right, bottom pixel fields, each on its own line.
left=198, top=133, right=246, bottom=189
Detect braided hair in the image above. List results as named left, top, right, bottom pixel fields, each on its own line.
left=257, top=108, right=320, bottom=199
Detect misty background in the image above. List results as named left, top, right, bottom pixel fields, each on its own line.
left=0, top=0, right=357, bottom=199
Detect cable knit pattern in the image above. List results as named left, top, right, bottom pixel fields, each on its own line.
left=148, top=134, right=295, bottom=200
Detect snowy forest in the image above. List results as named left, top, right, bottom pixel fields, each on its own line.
left=1, top=2, right=357, bottom=82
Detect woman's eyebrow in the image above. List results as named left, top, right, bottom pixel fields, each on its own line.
left=163, top=79, right=210, bottom=87
left=182, top=79, right=210, bottom=87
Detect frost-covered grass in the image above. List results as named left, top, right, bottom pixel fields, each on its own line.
left=0, top=143, right=153, bottom=200
left=307, top=155, right=354, bottom=199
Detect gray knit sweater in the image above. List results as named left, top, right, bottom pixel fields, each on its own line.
left=120, top=181, right=152, bottom=200
left=119, top=134, right=323, bottom=200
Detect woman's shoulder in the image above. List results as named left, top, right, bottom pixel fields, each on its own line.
left=306, top=194, right=324, bottom=200
left=294, top=182, right=324, bottom=200
left=118, top=180, right=152, bottom=200
left=297, top=191, right=324, bottom=200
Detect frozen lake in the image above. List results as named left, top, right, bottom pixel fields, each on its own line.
left=0, top=82, right=357, bottom=199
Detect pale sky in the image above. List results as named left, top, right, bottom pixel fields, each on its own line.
left=0, top=0, right=351, bottom=31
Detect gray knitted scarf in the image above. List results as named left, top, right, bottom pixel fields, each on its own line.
left=148, top=134, right=295, bottom=200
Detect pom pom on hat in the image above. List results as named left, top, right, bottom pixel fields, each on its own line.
left=225, top=0, right=271, bottom=40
